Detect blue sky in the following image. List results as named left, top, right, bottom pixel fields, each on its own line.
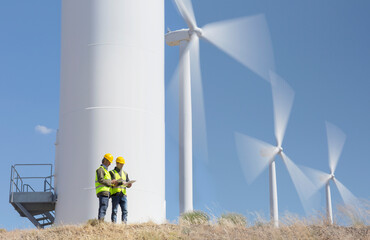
left=1, top=0, right=369, bottom=230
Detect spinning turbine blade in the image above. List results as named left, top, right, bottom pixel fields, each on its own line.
left=166, top=35, right=208, bottom=163
left=334, top=178, right=358, bottom=207
left=280, top=152, right=317, bottom=215
left=235, top=132, right=277, bottom=184
left=301, top=166, right=331, bottom=192
left=270, top=71, right=295, bottom=147
left=202, top=14, right=275, bottom=81
left=173, top=0, right=197, bottom=29
left=326, top=121, right=346, bottom=174
left=166, top=64, right=180, bottom=144
left=189, top=34, right=209, bottom=163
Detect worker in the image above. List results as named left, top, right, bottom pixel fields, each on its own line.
left=110, top=156, right=132, bottom=223
left=95, top=153, right=117, bottom=221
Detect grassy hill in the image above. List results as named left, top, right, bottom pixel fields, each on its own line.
left=0, top=221, right=369, bottom=240
left=1, top=210, right=369, bottom=240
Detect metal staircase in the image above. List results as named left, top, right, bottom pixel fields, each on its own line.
left=9, top=164, right=56, bottom=228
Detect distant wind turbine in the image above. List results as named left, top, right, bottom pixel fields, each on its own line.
left=166, top=0, right=275, bottom=214
left=235, top=72, right=316, bottom=227
left=303, top=122, right=359, bottom=224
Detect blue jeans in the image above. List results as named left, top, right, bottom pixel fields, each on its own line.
left=111, top=193, right=128, bottom=223
left=98, top=195, right=109, bottom=220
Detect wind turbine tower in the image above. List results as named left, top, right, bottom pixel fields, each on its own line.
left=55, top=0, right=166, bottom=224
left=166, top=0, right=275, bottom=215
left=235, top=72, right=316, bottom=227
left=304, top=122, right=358, bottom=225
left=166, top=28, right=195, bottom=214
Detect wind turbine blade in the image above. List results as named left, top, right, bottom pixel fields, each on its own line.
left=333, top=178, right=358, bottom=206
left=301, top=165, right=331, bottom=192
left=166, top=35, right=208, bottom=163
left=166, top=64, right=180, bottom=145
left=173, top=0, right=197, bottom=29
left=202, top=14, right=275, bottom=81
left=270, top=71, right=295, bottom=147
left=234, top=132, right=277, bottom=184
left=189, top=34, right=208, bottom=163
left=325, top=121, right=346, bottom=174
left=280, top=152, right=317, bottom=215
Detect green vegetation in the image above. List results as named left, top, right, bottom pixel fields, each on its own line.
left=217, top=212, right=247, bottom=226
left=179, top=210, right=210, bottom=225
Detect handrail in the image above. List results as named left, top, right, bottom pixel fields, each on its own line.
left=12, top=164, right=53, bottom=179
left=9, top=164, right=54, bottom=202
left=10, top=166, right=24, bottom=192
left=44, top=176, right=54, bottom=192
left=23, top=184, right=35, bottom=192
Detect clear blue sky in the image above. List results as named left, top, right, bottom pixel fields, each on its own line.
left=0, top=0, right=369, bottom=230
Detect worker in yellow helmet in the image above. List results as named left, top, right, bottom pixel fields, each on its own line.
left=95, top=153, right=117, bottom=221
left=109, top=156, right=132, bottom=223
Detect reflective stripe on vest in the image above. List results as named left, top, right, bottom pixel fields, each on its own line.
left=110, top=169, right=127, bottom=195
left=95, top=166, right=111, bottom=195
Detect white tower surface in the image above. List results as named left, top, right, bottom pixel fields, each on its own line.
left=55, top=0, right=165, bottom=224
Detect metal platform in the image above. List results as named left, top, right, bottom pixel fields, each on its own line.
left=9, top=164, right=56, bottom=228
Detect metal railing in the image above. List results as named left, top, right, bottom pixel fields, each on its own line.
left=9, top=164, right=54, bottom=202
left=22, top=184, right=35, bottom=192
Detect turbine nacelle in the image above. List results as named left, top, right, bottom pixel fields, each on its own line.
left=330, top=173, right=335, bottom=180
left=276, top=146, right=283, bottom=154
left=165, top=29, right=191, bottom=46
left=325, top=173, right=335, bottom=184
left=165, top=28, right=203, bottom=47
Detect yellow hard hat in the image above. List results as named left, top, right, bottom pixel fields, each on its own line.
left=116, top=156, right=125, bottom=164
left=104, top=153, right=113, bottom=163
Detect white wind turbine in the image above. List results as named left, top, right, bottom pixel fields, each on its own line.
left=303, top=122, right=359, bottom=224
left=235, top=72, right=316, bottom=227
left=166, top=0, right=275, bottom=214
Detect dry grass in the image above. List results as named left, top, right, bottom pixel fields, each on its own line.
left=217, top=212, right=247, bottom=227
left=1, top=204, right=369, bottom=240
left=337, top=200, right=370, bottom=226
left=179, top=211, right=210, bottom=225
left=0, top=220, right=368, bottom=240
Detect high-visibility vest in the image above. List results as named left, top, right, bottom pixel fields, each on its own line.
left=110, top=169, right=127, bottom=195
left=95, top=166, right=111, bottom=195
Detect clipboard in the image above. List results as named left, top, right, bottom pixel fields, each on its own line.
left=125, top=180, right=136, bottom=185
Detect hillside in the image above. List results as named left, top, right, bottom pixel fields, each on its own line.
left=0, top=221, right=369, bottom=240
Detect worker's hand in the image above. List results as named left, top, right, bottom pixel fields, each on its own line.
left=111, top=179, right=118, bottom=186
left=127, top=183, right=132, bottom=188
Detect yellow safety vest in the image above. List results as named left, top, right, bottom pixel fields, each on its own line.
left=110, top=169, right=127, bottom=195
left=95, top=166, right=111, bottom=195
